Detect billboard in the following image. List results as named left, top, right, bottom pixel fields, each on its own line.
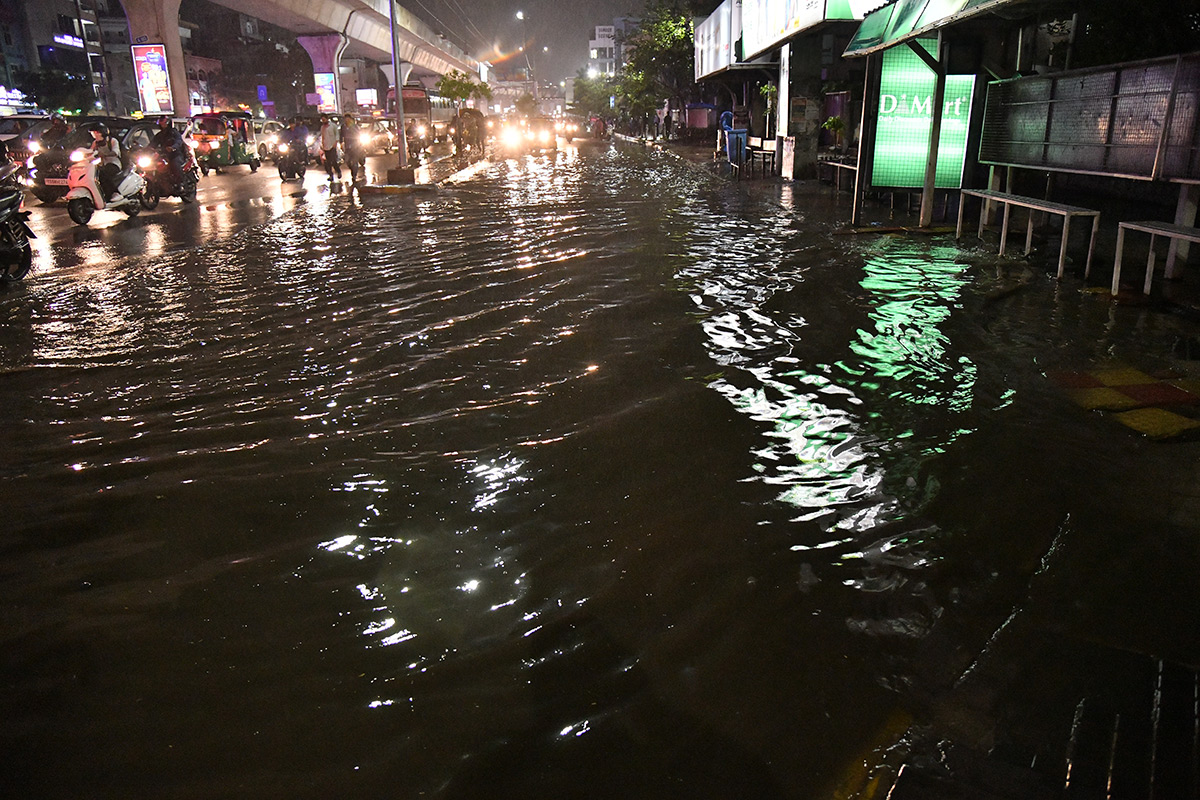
left=315, top=72, right=336, bottom=113
left=694, top=0, right=735, bottom=79
left=131, top=44, right=173, bottom=116
left=742, top=0, right=877, bottom=60
left=870, top=38, right=974, bottom=189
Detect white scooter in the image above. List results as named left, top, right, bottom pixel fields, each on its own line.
left=64, top=149, right=149, bottom=226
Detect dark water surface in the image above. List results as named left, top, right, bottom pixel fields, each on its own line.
left=3, top=142, right=1199, bottom=798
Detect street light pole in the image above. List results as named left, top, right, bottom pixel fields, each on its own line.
left=517, top=11, right=537, bottom=102
left=387, top=0, right=414, bottom=183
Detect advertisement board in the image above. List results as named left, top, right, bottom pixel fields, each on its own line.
left=131, top=44, right=173, bottom=116
left=356, top=88, right=378, bottom=108
left=315, top=72, right=336, bottom=113
left=741, top=0, right=876, bottom=60
left=870, top=38, right=974, bottom=189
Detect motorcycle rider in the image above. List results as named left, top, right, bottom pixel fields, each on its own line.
left=151, top=115, right=186, bottom=188
left=41, top=114, right=70, bottom=149
left=88, top=123, right=123, bottom=201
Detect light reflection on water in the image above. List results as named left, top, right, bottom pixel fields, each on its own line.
left=3, top=143, right=1198, bottom=798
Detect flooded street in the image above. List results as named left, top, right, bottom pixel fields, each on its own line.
left=2, top=141, right=1199, bottom=798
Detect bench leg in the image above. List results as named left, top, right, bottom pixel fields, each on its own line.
left=999, top=204, right=1011, bottom=257
left=1057, top=217, right=1072, bottom=280
left=1084, top=215, right=1099, bottom=279
left=1144, top=234, right=1158, bottom=295
left=1025, top=213, right=1035, bottom=255
left=1112, top=226, right=1127, bottom=295
left=978, top=199, right=988, bottom=240
left=955, top=193, right=966, bottom=240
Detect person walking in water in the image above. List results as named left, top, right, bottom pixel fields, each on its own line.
left=320, top=115, right=341, bottom=181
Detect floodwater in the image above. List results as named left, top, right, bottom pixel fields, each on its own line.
left=3, top=141, right=1199, bottom=799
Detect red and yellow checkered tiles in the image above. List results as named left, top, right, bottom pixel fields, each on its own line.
left=1050, top=365, right=1200, bottom=439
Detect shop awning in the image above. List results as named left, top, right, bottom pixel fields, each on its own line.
left=843, top=0, right=1060, bottom=58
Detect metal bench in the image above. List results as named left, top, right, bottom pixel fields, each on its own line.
left=746, top=136, right=776, bottom=178
left=816, top=157, right=857, bottom=192
left=956, top=188, right=1100, bottom=279
left=1111, top=220, right=1200, bottom=295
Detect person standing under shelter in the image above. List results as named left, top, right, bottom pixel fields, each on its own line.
left=319, top=115, right=340, bottom=181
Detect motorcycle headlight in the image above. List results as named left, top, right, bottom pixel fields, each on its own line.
left=137, top=155, right=152, bottom=169
left=277, top=142, right=289, bottom=153
left=306, top=135, right=315, bottom=146
left=416, top=125, right=426, bottom=137
left=539, top=129, right=551, bottom=143
left=358, top=132, right=370, bottom=145
left=69, top=149, right=89, bottom=162
left=28, top=141, right=41, bottom=154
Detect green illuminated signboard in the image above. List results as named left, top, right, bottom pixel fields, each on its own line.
left=871, top=39, right=974, bottom=189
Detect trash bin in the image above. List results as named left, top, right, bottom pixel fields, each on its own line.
left=725, top=129, right=747, bottom=165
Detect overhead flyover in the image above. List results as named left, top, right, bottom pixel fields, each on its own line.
left=121, top=0, right=480, bottom=118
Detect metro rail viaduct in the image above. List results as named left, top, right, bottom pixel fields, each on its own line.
left=121, top=0, right=481, bottom=117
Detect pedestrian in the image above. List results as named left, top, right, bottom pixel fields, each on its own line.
left=664, top=113, right=673, bottom=141
left=320, top=115, right=340, bottom=180
left=340, top=114, right=364, bottom=183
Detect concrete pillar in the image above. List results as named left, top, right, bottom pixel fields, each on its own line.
left=298, top=34, right=349, bottom=115
left=120, top=0, right=188, bottom=118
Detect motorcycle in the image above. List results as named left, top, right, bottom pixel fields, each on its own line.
left=276, top=141, right=306, bottom=181
left=137, top=146, right=199, bottom=209
left=64, top=149, right=147, bottom=226
left=0, top=161, right=34, bottom=281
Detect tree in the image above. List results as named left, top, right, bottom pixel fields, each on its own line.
left=14, top=68, right=95, bottom=114
left=621, top=0, right=695, bottom=117
left=435, top=69, right=493, bottom=112
left=570, top=70, right=615, bottom=118
left=514, top=92, right=538, bottom=117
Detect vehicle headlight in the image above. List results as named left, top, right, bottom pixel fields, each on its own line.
left=306, top=135, right=315, bottom=146
left=277, top=142, right=289, bottom=153
left=502, top=126, right=522, bottom=147
left=539, top=129, right=551, bottom=143
left=69, top=149, right=89, bottom=162
left=359, top=132, right=371, bottom=145
left=416, top=125, right=427, bottom=137
left=268, top=135, right=278, bottom=144
left=136, top=155, right=152, bottom=169
left=29, top=141, right=41, bottom=154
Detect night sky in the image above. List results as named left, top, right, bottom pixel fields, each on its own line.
left=410, top=0, right=646, bottom=82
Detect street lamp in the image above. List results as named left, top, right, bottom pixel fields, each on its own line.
left=516, top=10, right=537, bottom=101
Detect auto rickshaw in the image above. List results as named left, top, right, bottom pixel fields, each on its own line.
left=190, top=112, right=261, bottom=175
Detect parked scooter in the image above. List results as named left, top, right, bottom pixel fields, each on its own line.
left=137, top=146, right=199, bottom=208
left=0, top=161, right=34, bottom=281
left=64, top=148, right=147, bottom=225
left=276, top=141, right=306, bottom=181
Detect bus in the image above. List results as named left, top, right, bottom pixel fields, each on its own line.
left=385, top=85, right=455, bottom=142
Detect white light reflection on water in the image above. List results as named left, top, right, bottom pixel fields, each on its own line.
left=468, top=454, right=528, bottom=511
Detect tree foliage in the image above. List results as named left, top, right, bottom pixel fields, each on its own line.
left=619, top=0, right=695, bottom=111
left=14, top=69, right=95, bottom=114
left=570, top=71, right=615, bottom=118
left=436, top=70, right=493, bottom=110
left=514, top=93, right=538, bottom=117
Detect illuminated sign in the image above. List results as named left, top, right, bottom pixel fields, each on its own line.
left=131, top=44, right=173, bottom=115
left=53, top=34, right=84, bottom=48
left=871, top=38, right=974, bottom=189
left=315, top=72, right=336, bottom=113
left=355, top=88, right=378, bottom=107
left=0, top=86, right=28, bottom=107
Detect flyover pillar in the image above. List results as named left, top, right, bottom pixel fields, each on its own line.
left=120, top=0, right=189, bottom=118
left=297, top=34, right=349, bottom=115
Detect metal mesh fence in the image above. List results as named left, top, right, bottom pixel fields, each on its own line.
left=979, top=52, right=1200, bottom=182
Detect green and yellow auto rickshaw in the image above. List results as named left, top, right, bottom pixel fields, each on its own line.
left=190, top=112, right=261, bottom=175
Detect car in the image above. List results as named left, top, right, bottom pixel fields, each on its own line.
left=27, top=116, right=160, bottom=203
left=255, top=119, right=286, bottom=161
left=0, top=113, right=50, bottom=149
left=356, top=118, right=396, bottom=154
left=495, top=115, right=558, bottom=153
